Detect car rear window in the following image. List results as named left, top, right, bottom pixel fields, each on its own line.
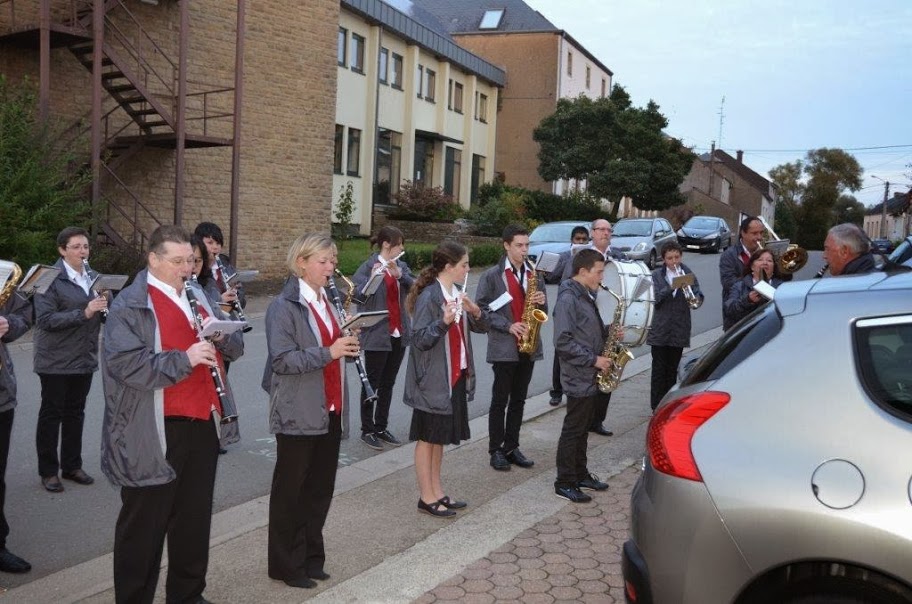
left=681, top=303, right=782, bottom=386
left=855, top=316, right=912, bottom=421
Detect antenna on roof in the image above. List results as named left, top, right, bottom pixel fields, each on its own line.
left=717, top=95, right=726, bottom=150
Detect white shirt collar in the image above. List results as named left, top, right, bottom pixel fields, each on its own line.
left=147, top=271, right=181, bottom=298
left=298, top=278, right=322, bottom=305
left=63, top=261, right=90, bottom=295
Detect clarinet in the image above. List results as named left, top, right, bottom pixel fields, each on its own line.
left=814, top=263, right=829, bottom=279
left=184, top=277, right=237, bottom=423
left=325, top=275, right=378, bottom=404
left=214, top=255, right=253, bottom=333
left=82, top=259, right=107, bottom=322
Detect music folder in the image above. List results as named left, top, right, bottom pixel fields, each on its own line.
left=534, top=251, right=561, bottom=274
left=91, top=273, right=129, bottom=293
left=19, top=264, right=60, bottom=296
left=341, top=310, right=388, bottom=332
left=360, top=271, right=385, bottom=297
left=670, top=273, right=695, bottom=290
left=227, top=270, right=259, bottom=285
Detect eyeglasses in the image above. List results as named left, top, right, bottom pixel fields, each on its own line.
left=592, top=227, right=612, bottom=232
left=66, top=244, right=90, bottom=250
left=156, top=253, right=196, bottom=267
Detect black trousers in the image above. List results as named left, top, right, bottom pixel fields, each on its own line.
left=113, top=419, right=219, bottom=604
left=268, top=414, right=342, bottom=582
left=650, top=345, right=683, bottom=410
left=549, top=355, right=562, bottom=399
left=361, top=337, right=406, bottom=434
left=0, top=409, right=13, bottom=549
left=555, top=395, right=596, bottom=488
left=36, top=373, right=93, bottom=477
left=590, top=391, right=612, bottom=430
left=488, top=355, right=535, bottom=454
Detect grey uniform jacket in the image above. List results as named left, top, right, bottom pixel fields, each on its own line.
left=723, top=275, right=783, bottom=331
left=0, top=294, right=33, bottom=413
left=646, top=264, right=703, bottom=349
left=213, top=255, right=247, bottom=309
left=553, top=279, right=606, bottom=399
left=33, top=258, right=103, bottom=375
left=476, top=259, right=548, bottom=363
left=403, top=283, right=488, bottom=415
left=719, top=243, right=747, bottom=302
left=262, top=276, right=350, bottom=437
left=100, top=270, right=243, bottom=487
left=352, top=253, right=414, bottom=351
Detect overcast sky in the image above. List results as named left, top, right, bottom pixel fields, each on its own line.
left=525, top=0, right=912, bottom=208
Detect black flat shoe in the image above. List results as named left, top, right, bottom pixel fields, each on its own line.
left=589, top=424, right=614, bottom=437
left=284, top=577, right=317, bottom=588
left=309, top=570, right=331, bottom=581
left=506, top=449, right=535, bottom=468
left=0, top=548, right=31, bottom=573
left=418, top=499, right=456, bottom=518
left=41, top=475, right=64, bottom=493
left=490, top=450, right=511, bottom=471
left=61, top=469, right=94, bottom=485
left=438, top=495, right=467, bottom=510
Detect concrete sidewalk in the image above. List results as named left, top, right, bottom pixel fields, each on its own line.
left=7, top=327, right=723, bottom=603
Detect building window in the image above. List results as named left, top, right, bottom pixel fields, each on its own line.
left=376, top=129, right=402, bottom=205
left=471, top=154, right=486, bottom=204
left=337, top=28, right=347, bottom=66
left=448, top=79, right=453, bottom=109
left=417, top=65, right=424, bottom=98
left=347, top=127, right=361, bottom=176
left=350, top=33, right=365, bottom=73
left=425, top=69, right=436, bottom=102
left=601, top=78, right=606, bottom=97
left=585, top=65, right=591, bottom=89
left=414, top=137, right=435, bottom=187
left=333, top=124, right=344, bottom=174
left=444, top=147, right=462, bottom=201
left=479, top=9, right=504, bottom=30
left=567, top=50, right=572, bottom=76
left=378, top=47, right=389, bottom=84
left=477, top=92, right=488, bottom=123
left=391, top=53, right=403, bottom=88
left=453, top=82, right=463, bottom=113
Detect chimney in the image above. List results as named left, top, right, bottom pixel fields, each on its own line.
left=736, top=150, right=744, bottom=163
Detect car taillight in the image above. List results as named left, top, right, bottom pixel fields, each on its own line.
left=647, top=391, right=730, bottom=482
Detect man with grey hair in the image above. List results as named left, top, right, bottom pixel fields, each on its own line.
left=823, top=223, right=876, bottom=276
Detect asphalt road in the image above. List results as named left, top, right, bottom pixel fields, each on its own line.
left=0, top=249, right=826, bottom=587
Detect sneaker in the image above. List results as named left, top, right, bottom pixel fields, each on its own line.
left=578, top=473, right=609, bottom=491
left=555, top=485, right=592, bottom=503
left=360, top=432, right=383, bottom=450
left=375, top=430, right=402, bottom=446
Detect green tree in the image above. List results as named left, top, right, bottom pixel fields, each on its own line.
left=833, top=194, right=865, bottom=226
left=768, top=148, right=862, bottom=249
left=533, top=85, right=695, bottom=220
left=0, top=76, right=91, bottom=266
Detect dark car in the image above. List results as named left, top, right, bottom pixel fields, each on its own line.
left=676, top=215, right=732, bottom=253
left=871, top=238, right=894, bottom=254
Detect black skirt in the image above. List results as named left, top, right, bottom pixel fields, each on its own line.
left=409, top=372, right=470, bottom=445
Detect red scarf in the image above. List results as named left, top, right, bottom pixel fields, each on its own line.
left=447, top=319, right=464, bottom=387
left=505, top=266, right=525, bottom=338
left=309, top=297, right=342, bottom=415
left=384, top=271, right=402, bottom=334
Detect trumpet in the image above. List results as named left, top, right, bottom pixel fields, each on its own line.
left=671, top=263, right=702, bottom=309
left=82, top=258, right=108, bottom=321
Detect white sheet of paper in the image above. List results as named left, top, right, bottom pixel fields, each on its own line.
left=535, top=251, right=561, bottom=273
left=487, top=292, right=513, bottom=312
left=199, top=319, right=249, bottom=338
left=753, top=280, right=776, bottom=300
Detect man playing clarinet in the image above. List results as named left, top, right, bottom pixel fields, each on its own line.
left=101, top=225, right=243, bottom=604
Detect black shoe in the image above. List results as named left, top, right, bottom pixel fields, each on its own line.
left=578, top=473, right=609, bottom=491
left=218, top=447, right=228, bottom=455
left=438, top=495, right=467, bottom=510
left=189, top=597, right=215, bottom=604
left=41, top=475, right=64, bottom=492
left=0, top=548, right=31, bottom=573
left=61, top=469, right=94, bottom=485
left=490, top=450, right=511, bottom=471
left=375, top=430, right=401, bottom=446
left=418, top=499, right=456, bottom=518
left=555, top=485, right=592, bottom=503
left=308, top=570, right=331, bottom=581
left=506, top=449, right=535, bottom=468
left=284, top=577, right=317, bottom=588
left=360, top=432, right=383, bottom=450
left=549, top=395, right=562, bottom=406
left=589, top=424, right=614, bottom=437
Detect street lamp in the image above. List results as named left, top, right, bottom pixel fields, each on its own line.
left=872, top=175, right=890, bottom=239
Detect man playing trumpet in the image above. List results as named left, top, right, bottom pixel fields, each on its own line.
left=476, top=225, right=547, bottom=472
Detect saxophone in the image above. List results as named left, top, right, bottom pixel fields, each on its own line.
left=517, top=257, right=548, bottom=354
left=596, top=285, right=634, bottom=393
left=0, top=261, right=23, bottom=372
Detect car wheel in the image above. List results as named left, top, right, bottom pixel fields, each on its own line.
left=775, top=576, right=912, bottom=604
left=648, top=249, right=657, bottom=269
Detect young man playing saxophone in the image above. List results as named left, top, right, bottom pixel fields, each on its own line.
left=476, top=225, right=547, bottom=472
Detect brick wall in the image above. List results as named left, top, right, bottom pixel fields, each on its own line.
left=0, top=0, right=339, bottom=278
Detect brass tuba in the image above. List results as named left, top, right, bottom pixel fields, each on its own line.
left=517, top=257, right=548, bottom=354
left=757, top=216, right=808, bottom=274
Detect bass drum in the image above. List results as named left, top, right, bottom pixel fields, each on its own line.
left=597, top=259, right=654, bottom=347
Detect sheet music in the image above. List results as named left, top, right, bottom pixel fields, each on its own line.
left=487, top=292, right=513, bottom=312
left=91, top=274, right=129, bottom=292
left=670, top=273, right=695, bottom=289
left=361, top=271, right=385, bottom=297
left=534, top=251, right=561, bottom=274
left=753, top=280, right=776, bottom=301
left=230, top=270, right=259, bottom=284
left=19, top=264, right=60, bottom=296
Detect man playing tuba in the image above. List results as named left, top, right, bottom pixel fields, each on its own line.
left=476, top=225, right=547, bottom=472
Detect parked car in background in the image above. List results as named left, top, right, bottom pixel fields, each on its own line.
left=623, top=271, right=912, bottom=604
left=527, top=220, right=591, bottom=260
left=676, top=215, right=733, bottom=253
left=871, top=238, right=895, bottom=254
left=610, top=217, right=676, bottom=268
left=886, top=235, right=912, bottom=267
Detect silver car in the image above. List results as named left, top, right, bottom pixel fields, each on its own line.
left=611, top=218, right=677, bottom=269
left=624, top=270, right=912, bottom=604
